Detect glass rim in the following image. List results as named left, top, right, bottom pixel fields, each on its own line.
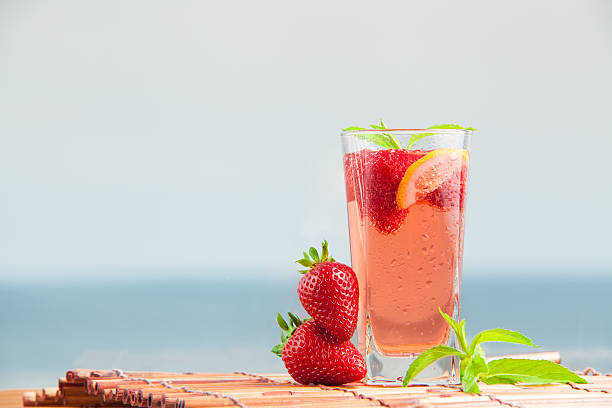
left=340, top=128, right=474, bottom=137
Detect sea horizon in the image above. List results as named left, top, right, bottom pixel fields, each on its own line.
left=1, top=271, right=611, bottom=388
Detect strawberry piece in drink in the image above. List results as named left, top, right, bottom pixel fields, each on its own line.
left=345, top=149, right=426, bottom=234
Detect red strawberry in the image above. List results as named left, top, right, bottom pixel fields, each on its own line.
left=281, top=319, right=366, bottom=385
left=425, top=162, right=468, bottom=211
left=296, top=241, right=358, bottom=341
left=344, top=149, right=426, bottom=234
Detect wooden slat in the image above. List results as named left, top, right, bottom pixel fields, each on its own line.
left=18, top=368, right=612, bottom=408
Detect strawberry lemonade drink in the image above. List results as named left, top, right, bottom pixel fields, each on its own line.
left=341, top=126, right=472, bottom=384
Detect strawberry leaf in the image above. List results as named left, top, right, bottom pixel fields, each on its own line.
left=287, top=312, right=302, bottom=328
left=320, top=240, right=329, bottom=261
left=309, top=247, right=320, bottom=263
left=296, top=259, right=313, bottom=267
left=271, top=344, right=283, bottom=357
left=277, top=313, right=289, bottom=331
left=272, top=312, right=310, bottom=358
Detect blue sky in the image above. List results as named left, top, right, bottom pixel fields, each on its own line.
left=1, top=0, right=611, bottom=281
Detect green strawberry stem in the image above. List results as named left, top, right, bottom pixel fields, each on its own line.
left=296, top=240, right=336, bottom=274
left=271, top=312, right=310, bottom=357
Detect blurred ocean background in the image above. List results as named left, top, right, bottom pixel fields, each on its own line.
left=1, top=0, right=611, bottom=388
left=1, top=274, right=611, bottom=388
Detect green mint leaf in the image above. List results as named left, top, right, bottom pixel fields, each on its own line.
left=484, top=359, right=587, bottom=385
left=406, top=132, right=434, bottom=149
left=461, top=346, right=487, bottom=393
left=402, top=345, right=464, bottom=386
left=344, top=119, right=401, bottom=150
left=460, top=357, right=469, bottom=382
left=271, top=344, right=283, bottom=357
left=481, top=374, right=562, bottom=385
left=407, top=124, right=476, bottom=149
left=439, top=308, right=469, bottom=353
left=427, top=124, right=466, bottom=130
left=346, top=120, right=475, bottom=150
left=383, top=132, right=402, bottom=149
left=472, top=345, right=488, bottom=374
left=461, top=373, right=481, bottom=393
left=277, top=313, right=289, bottom=331
left=470, top=328, right=537, bottom=354
left=352, top=133, right=395, bottom=149
left=462, top=359, right=482, bottom=393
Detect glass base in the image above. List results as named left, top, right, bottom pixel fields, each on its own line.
left=364, top=351, right=458, bottom=385
left=364, top=327, right=459, bottom=386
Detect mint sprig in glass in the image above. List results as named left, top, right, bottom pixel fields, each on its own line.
left=343, top=120, right=475, bottom=150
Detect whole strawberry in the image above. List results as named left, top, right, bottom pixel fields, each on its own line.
left=296, top=241, right=358, bottom=341
left=272, top=314, right=366, bottom=385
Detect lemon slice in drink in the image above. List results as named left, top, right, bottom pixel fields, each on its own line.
left=396, top=148, right=469, bottom=210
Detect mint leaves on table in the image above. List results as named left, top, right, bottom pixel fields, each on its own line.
left=343, top=120, right=475, bottom=150
left=402, top=309, right=587, bottom=393
left=271, top=312, right=309, bottom=357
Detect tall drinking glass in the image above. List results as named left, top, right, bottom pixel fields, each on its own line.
left=341, top=129, right=472, bottom=384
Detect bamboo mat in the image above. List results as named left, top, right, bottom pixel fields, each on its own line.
left=21, top=367, right=612, bottom=408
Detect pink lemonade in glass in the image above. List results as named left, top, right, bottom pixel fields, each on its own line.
left=341, top=129, right=471, bottom=384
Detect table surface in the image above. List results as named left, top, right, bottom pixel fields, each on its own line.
left=0, top=390, right=30, bottom=408
left=17, top=369, right=612, bottom=408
